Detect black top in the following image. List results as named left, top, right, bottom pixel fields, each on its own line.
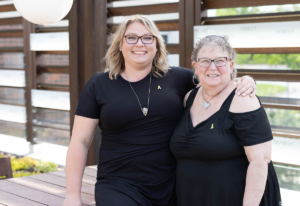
left=170, top=87, right=282, bottom=206
left=75, top=67, right=195, bottom=206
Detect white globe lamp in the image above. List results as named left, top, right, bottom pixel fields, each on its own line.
left=13, top=0, right=73, bottom=25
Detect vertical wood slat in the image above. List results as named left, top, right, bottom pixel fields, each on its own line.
left=23, top=19, right=36, bottom=143
left=69, top=0, right=107, bottom=166
left=0, top=157, right=13, bottom=179
left=179, top=0, right=203, bottom=69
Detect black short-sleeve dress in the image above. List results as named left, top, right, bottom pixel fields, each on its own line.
left=75, top=67, right=195, bottom=206
left=170, top=87, right=282, bottom=206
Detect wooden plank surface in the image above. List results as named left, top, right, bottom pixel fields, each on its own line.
left=0, top=190, right=44, bottom=206
left=0, top=179, right=65, bottom=205
left=7, top=174, right=95, bottom=205
left=28, top=173, right=95, bottom=195
left=50, top=171, right=97, bottom=186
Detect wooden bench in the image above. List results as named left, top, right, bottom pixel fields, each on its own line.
left=0, top=165, right=97, bottom=205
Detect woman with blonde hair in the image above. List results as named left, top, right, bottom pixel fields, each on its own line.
left=63, top=16, right=256, bottom=206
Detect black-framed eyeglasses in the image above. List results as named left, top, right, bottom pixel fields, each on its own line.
left=124, top=35, right=156, bottom=44
left=197, top=57, right=230, bottom=67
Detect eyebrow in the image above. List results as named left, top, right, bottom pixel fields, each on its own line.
left=124, top=33, right=152, bottom=36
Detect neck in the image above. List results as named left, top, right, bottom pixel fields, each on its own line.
left=123, top=63, right=152, bottom=82
left=202, top=82, right=232, bottom=100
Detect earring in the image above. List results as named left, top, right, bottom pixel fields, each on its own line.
left=192, top=73, right=198, bottom=86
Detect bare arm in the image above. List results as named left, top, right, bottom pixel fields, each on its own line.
left=243, top=141, right=272, bottom=206
left=63, top=115, right=99, bottom=206
left=230, top=95, right=271, bottom=206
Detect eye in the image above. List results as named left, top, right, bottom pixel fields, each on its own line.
left=127, top=36, right=137, bottom=40
left=142, top=36, right=153, bottom=42
left=200, top=59, right=210, bottom=63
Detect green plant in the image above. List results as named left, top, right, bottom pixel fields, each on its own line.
left=11, top=156, right=37, bottom=172
left=34, top=160, right=58, bottom=173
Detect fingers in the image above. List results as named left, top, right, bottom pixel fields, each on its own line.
left=235, top=76, right=247, bottom=95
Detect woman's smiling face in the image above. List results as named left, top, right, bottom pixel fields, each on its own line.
left=120, top=22, right=157, bottom=69
left=193, top=46, right=234, bottom=87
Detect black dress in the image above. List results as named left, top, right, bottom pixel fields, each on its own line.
left=170, top=87, right=282, bottom=206
left=75, top=67, right=195, bottom=206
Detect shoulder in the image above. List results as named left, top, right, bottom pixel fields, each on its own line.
left=229, top=93, right=261, bottom=113
left=168, top=66, right=194, bottom=76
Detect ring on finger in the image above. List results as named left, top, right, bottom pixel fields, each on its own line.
left=251, top=86, right=255, bottom=92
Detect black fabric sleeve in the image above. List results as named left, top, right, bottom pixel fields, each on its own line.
left=229, top=107, right=273, bottom=146
left=75, top=74, right=100, bottom=119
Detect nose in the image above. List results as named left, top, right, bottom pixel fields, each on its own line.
left=135, top=37, right=144, bottom=46
left=209, top=61, right=218, bottom=70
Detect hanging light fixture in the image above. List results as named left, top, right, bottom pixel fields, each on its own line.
left=13, top=0, right=73, bottom=25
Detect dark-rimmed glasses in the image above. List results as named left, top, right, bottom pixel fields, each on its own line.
left=124, top=35, right=156, bottom=44
left=197, top=57, right=230, bottom=67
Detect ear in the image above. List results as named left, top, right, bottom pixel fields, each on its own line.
left=192, top=61, right=197, bottom=69
left=229, top=60, right=234, bottom=74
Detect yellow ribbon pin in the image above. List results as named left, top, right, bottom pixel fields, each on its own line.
left=158, top=85, right=161, bottom=89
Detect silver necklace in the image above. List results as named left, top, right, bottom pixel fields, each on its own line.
left=201, top=89, right=220, bottom=109
left=124, top=72, right=152, bottom=116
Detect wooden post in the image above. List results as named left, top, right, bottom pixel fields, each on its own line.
left=23, top=19, right=36, bottom=143
left=179, top=0, right=202, bottom=69
left=69, top=0, right=107, bottom=166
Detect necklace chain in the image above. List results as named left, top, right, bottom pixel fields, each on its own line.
left=124, top=72, right=152, bottom=116
left=201, top=88, right=223, bottom=109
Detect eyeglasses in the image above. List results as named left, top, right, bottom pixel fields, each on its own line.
left=124, top=35, right=156, bottom=44
left=197, top=57, right=230, bottom=67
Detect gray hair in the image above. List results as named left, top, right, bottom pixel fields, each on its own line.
left=191, top=35, right=237, bottom=79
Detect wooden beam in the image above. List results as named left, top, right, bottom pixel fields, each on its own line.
left=202, top=0, right=300, bottom=9
left=37, top=51, right=69, bottom=55
left=0, top=30, right=23, bottom=38
left=69, top=0, right=107, bottom=166
left=108, top=3, right=178, bottom=16
left=0, top=47, right=23, bottom=52
left=237, top=69, right=300, bottom=82
left=263, top=103, right=300, bottom=110
left=0, top=4, right=16, bottom=12
left=166, top=44, right=179, bottom=54
left=202, top=12, right=300, bottom=25
left=235, top=47, right=300, bottom=54
left=23, top=19, right=36, bottom=143
left=0, top=17, right=22, bottom=26
left=36, top=27, right=68, bottom=33
left=179, top=0, right=203, bottom=68
left=156, top=21, right=179, bottom=31
left=37, top=65, right=69, bottom=74
left=37, top=84, right=69, bottom=92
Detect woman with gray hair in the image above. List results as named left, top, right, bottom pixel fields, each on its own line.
left=63, top=16, right=257, bottom=206
left=170, top=35, right=281, bottom=206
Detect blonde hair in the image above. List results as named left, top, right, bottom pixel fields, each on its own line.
left=191, top=35, right=237, bottom=79
left=104, top=15, right=169, bottom=80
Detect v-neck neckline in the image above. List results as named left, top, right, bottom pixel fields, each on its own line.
left=188, top=87, right=236, bottom=130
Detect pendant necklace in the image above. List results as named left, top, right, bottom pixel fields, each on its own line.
left=124, top=71, right=152, bottom=116
left=201, top=88, right=222, bottom=109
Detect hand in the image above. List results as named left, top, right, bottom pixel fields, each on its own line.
left=234, top=76, right=257, bottom=97
left=63, top=195, right=83, bottom=206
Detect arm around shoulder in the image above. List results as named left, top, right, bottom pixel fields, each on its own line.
left=183, top=90, right=193, bottom=108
